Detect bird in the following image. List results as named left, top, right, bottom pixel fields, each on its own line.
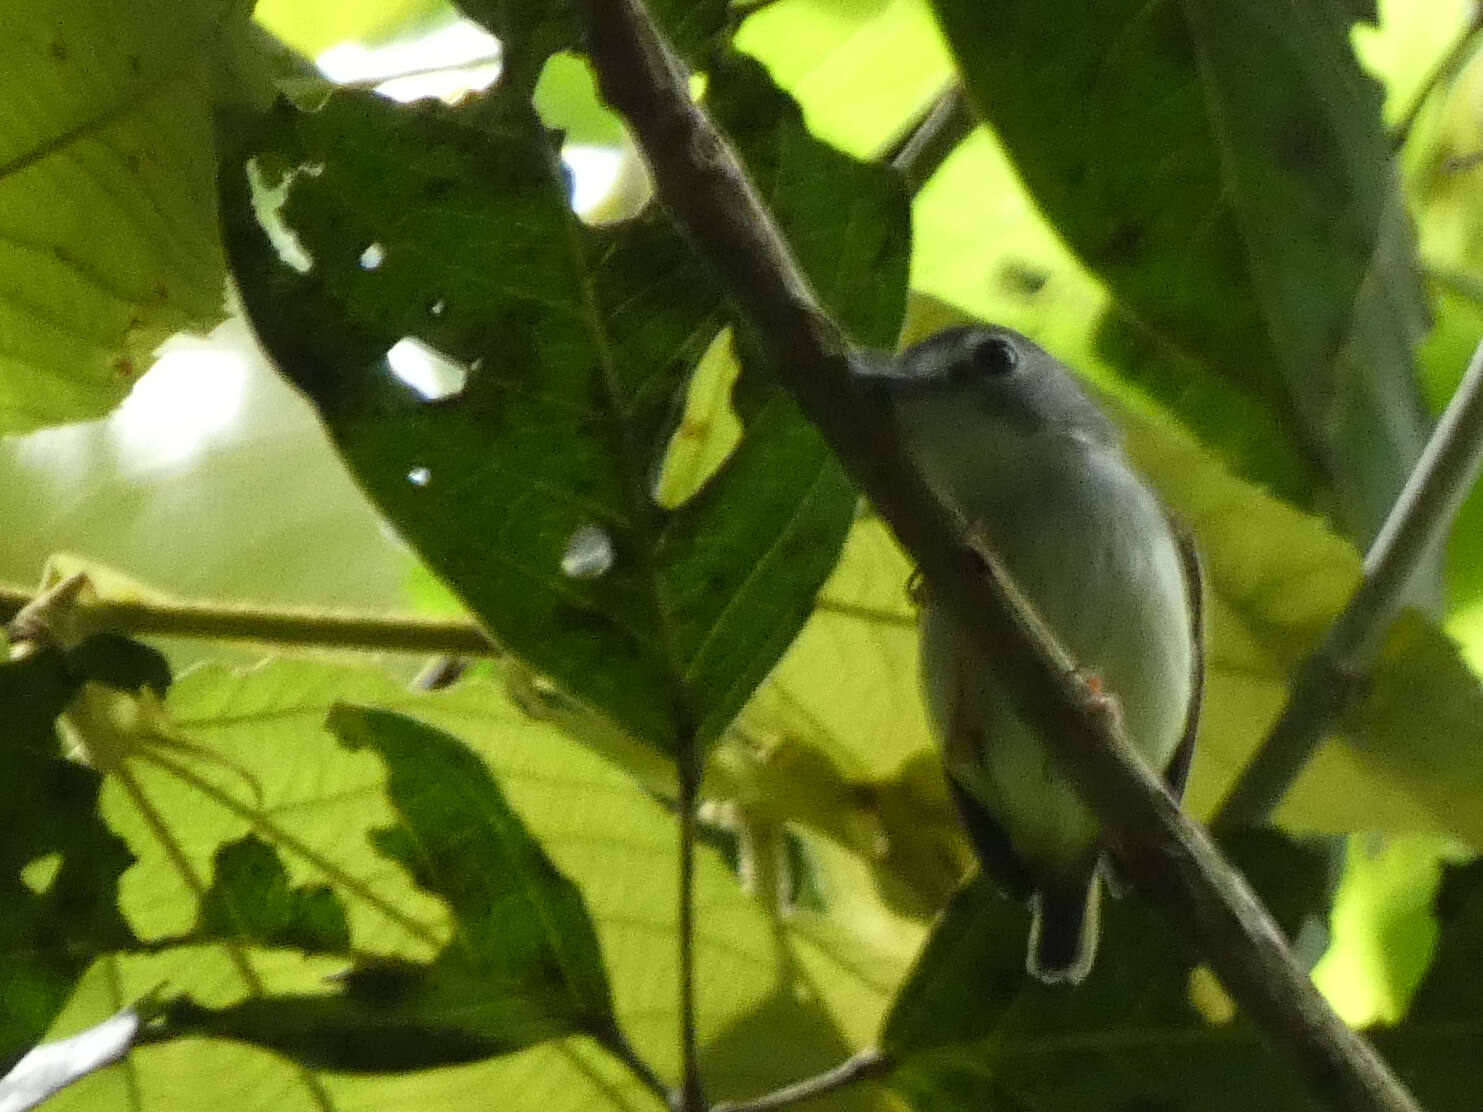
left=858, top=324, right=1204, bottom=984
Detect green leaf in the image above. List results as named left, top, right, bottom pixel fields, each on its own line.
left=734, top=0, right=954, bottom=158
left=163, top=705, right=619, bottom=1068
left=880, top=834, right=1340, bottom=1111
left=332, top=703, right=617, bottom=1033
left=1115, top=403, right=1483, bottom=846
left=0, top=0, right=231, bottom=433
left=1313, top=834, right=1458, bottom=1025
left=32, top=658, right=909, bottom=1109
left=0, top=649, right=136, bottom=1074
left=929, top=0, right=1431, bottom=549
left=908, top=134, right=1318, bottom=514
left=1373, top=859, right=1483, bottom=1111
left=197, top=835, right=350, bottom=954
left=253, top=0, right=447, bottom=55
left=66, top=633, right=172, bottom=698
left=220, top=69, right=905, bottom=756
left=533, top=53, right=624, bottom=146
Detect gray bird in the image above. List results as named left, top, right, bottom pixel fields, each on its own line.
left=859, top=324, right=1204, bottom=984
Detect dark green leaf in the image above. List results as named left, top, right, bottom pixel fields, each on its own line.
left=1220, top=831, right=1343, bottom=969
left=931, top=0, right=1430, bottom=548
left=220, top=71, right=905, bottom=756
left=196, top=834, right=350, bottom=953
left=161, top=704, right=619, bottom=1070
left=452, top=0, right=729, bottom=92
left=1374, top=859, right=1483, bottom=1111
left=66, top=632, right=172, bottom=697
left=0, top=650, right=136, bottom=1074
left=880, top=833, right=1335, bottom=1110
left=707, top=53, right=910, bottom=351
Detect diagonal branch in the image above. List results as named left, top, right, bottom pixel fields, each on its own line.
left=1216, top=335, right=1483, bottom=827
left=883, top=82, right=977, bottom=194
left=573, top=3, right=1424, bottom=1111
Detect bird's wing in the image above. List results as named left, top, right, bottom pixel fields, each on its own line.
left=1163, top=514, right=1205, bottom=803
left=934, top=632, right=1038, bottom=901
left=947, top=772, right=1035, bottom=901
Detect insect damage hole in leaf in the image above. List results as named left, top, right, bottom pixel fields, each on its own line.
left=220, top=61, right=904, bottom=754
left=386, top=337, right=470, bottom=402
left=246, top=160, right=320, bottom=275
left=20, top=852, right=63, bottom=896
left=561, top=524, right=616, bottom=580
left=652, top=327, right=744, bottom=510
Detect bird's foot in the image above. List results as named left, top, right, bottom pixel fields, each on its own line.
left=1077, top=671, right=1124, bottom=731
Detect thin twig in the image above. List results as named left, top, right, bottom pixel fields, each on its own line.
left=1393, top=2, right=1483, bottom=149
left=884, top=83, right=977, bottom=195
left=1215, top=335, right=1483, bottom=827
left=710, top=1049, right=892, bottom=1112
left=676, top=756, right=706, bottom=1111
left=811, top=597, right=915, bottom=627
left=0, top=582, right=495, bottom=656
left=574, top=3, right=1424, bottom=1111
left=332, top=54, right=503, bottom=91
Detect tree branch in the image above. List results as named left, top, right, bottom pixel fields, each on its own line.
left=0, top=582, right=495, bottom=657
left=574, top=3, right=1424, bottom=1111
left=883, top=83, right=976, bottom=195
left=1216, top=335, right=1483, bottom=827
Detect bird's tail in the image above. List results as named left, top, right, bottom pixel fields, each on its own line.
left=1027, top=865, right=1101, bottom=985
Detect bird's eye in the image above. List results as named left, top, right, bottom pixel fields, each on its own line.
left=967, top=335, right=1019, bottom=377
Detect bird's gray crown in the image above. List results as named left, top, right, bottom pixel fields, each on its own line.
left=883, top=325, right=1119, bottom=445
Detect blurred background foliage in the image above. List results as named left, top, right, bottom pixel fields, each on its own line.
left=6, top=0, right=1483, bottom=1106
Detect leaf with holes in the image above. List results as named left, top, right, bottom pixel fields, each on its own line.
left=1374, top=859, right=1483, bottom=1110
left=196, top=834, right=350, bottom=954
left=219, top=67, right=907, bottom=757
left=0, top=648, right=136, bottom=1074
left=0, top=0, right=236, bottom=433
left=29, top=657, right=911, bottom=1110
left=160, top=704, right=619, bottom=1069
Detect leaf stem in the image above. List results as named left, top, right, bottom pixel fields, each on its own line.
left=573, top=3, right=1424, bottom=1110
left=1216, top=335, right=1483, bottom=827
left=0, top=583, right=495, bottom=656
left=710, top=1048, right=892, bottom=1112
